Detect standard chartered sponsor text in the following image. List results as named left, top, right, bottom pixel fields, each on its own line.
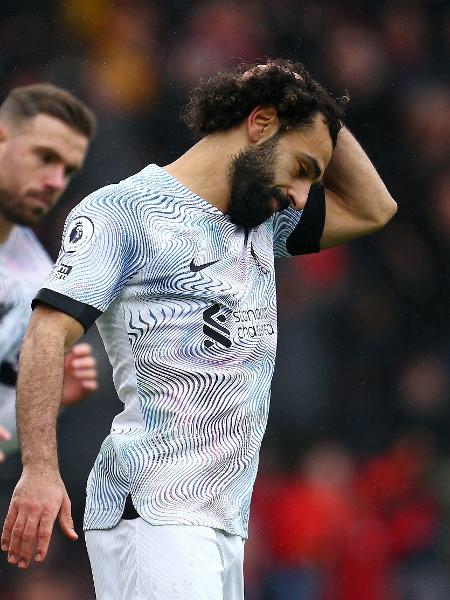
left=232, top=306, right=275, bottom=339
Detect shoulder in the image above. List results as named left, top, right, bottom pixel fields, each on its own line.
left=73, top=164, right=179, bottom=218
left=3, top=225, right=40, bottom=250
left=0, top=226, right=51, bottom=266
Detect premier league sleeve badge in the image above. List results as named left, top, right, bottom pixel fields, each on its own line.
left=63, top=216, right=95, bottom=253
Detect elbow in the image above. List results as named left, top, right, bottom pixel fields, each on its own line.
left=371, top=194, right=398, bottom=231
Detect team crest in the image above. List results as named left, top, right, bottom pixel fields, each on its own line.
left=63, top=216, right=94, bottom=253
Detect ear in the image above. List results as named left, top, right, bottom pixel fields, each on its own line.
left=247, top=105, right=279, bottom=143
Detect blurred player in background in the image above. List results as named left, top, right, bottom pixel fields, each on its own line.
left=3, top=60, right=396, bottom=599
left=0, top=84, right=98, bottom=462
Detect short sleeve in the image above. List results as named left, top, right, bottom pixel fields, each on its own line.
left=273, top=185, right=326, bottom=257
left=33, top=187, right=149, bottom=330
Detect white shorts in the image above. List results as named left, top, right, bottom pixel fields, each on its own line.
left=85, top=518, right=245, bottom=600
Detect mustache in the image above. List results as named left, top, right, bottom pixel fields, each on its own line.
left=270, top=187, right=290, bottom=211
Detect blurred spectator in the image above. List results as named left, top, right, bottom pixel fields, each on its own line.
left=170, top=2, right=271, bottom=86
left=380, top=2, right=430, bottom=73
left=430, top=169, right=450, bottom=244
left=324, top=23, right=387, bottom=101
left=401, top=83, right=450, bottom=169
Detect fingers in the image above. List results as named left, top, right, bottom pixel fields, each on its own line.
left=0, top=426, right=12, bottom=461
left=1, top=501, right=18, bottom=553
left=4, top=504, right=46, bottom=569
left=35, top=512, right=57, bottom=563
left=71, top=342, right=93, bottom=358
left=67, top=346, right=98, bottom=389
left=6, top=511, right=26, bottom=566
left=72, top=364, right=98, bottom=390
left=2, top=477, right=75, bottom=568
left=14, top=517, right=39, bottom=569
left=80, top=378, right=98, bottom=391
left=58, top=494, right=78, bottom=541
left=0, top=425, right=12, bottom=441
left=66, top=354, right=98, bottom=390
left=71, top=358, right=96, bottom=371
left=62, top=343, right=98, bottom=404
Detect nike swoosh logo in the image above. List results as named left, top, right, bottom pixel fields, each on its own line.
left=189, top=258, right=220, bottom=272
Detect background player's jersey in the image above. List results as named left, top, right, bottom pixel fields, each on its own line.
left=0, top=226, right=53, bottom=446
left=35, top=165, right=307, bottom=537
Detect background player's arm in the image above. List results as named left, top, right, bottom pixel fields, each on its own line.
left=0, top=425, right=12, bottom=462
left=320, top=126, right=397, bottom=248
left=1, top=304, right=84, bottom=568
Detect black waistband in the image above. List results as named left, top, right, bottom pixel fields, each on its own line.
left=0, top=361, right=17, bottom=387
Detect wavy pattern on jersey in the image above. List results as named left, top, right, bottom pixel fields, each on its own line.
left=273, top=206, right=303, bottom=257
left=0, top=227, right=53, bottom=365
left=42, top=165, right=283, bottom=537
left=0, top=265, right=29, bottom=364
left=112, top=297, right=274, bottom=535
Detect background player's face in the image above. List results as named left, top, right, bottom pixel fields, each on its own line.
left=228, top=113, right=333, bottom=228
left=0, top=113, right=88, bottom=226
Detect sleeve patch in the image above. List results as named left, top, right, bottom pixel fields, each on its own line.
left=63, top=216, right=95, bottom=253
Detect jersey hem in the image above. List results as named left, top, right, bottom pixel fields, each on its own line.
left=83, top=505, right=248, bottom=539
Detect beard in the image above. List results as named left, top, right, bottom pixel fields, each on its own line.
left=228, top=133, right=290, bottom=229
left=0, top=186, right=48, bottom=227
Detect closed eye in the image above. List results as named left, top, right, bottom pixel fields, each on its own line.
left=298, top=152, right=323, bottom=184
left=298, top=164, right=307, bottom=178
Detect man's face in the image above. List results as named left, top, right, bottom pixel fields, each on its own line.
left=228, top=113, right=333, bottom=228
left=0, top=114, right=89, bottom=227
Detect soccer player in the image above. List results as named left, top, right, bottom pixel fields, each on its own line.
left=0, top=84, right=98, bottom=462
left=2, top=60, right=396, bottom=599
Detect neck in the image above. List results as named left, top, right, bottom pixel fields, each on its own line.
left=0, top=212, right=13, bottom=244
left=164, top=128, right=247, bottom=213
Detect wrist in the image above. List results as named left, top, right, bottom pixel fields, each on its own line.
left=22, top=457, right=59, bottom=475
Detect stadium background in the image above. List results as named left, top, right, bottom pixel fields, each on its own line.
left=0, top=0, right=449, bottom=598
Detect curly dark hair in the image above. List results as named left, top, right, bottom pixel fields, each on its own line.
left=183, top=58, right=348, bottom=146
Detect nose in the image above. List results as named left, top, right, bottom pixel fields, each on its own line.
left=287, top=181, right=312, bottom=211
left=43, top=166, right=66, bottom=192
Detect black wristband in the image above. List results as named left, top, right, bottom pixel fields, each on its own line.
left=286, top=185, right=326, bottom=255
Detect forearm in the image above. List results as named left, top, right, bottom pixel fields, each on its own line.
left=321, top=127, right=397, bottom=246
left=2, top=307, right=84, bottom=568
left=17, top=322, right=66, bottom=472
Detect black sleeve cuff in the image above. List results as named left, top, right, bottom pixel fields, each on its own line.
left=32, top=288, right=102, bottom=332
left=285, top=185, right=326, bottom=255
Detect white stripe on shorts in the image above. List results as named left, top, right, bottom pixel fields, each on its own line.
left=85, top=518, right=244, bottom=600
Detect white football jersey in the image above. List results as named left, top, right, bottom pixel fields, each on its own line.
left=36, top=165, right=309, bottom=537
left=0, top=226, right=53, bottom=443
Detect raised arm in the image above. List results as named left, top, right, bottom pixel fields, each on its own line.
left=321, top=127, right=397, bottom=249
left=1, top=304, right=84, bottom=569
